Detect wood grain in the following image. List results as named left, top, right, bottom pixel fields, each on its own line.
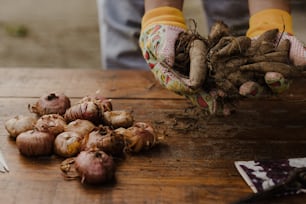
left=0, top=68, right=306, bottom=204
left=0, top=68, right=182, bottom=99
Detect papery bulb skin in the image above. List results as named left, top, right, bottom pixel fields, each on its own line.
left=54, top=131, right=83, bottom=157
left=35, top=114, right=67, bottom=136
left=75, top=149, right=115, bottom=184
left=16, top=130, right=55, bottom=157
left=5, top=115, right=37, bottom=138
left=29, top=92, right=71, bottom=116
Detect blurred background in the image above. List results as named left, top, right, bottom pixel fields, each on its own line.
left=0, top=0, right=305, bottom=69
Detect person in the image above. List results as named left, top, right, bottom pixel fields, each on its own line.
left=97, top=0, right=250, bottom=70
left=97, top=0, right=146, bottom=70
left=98, top=0, right=306, bottom=115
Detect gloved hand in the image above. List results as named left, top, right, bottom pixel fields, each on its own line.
left=139, top=7, right=231, bottom=115
left=241, top=9, right=306, bottom=96
left=247, top=9, right=306, bottom=66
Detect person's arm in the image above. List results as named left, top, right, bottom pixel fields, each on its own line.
left=144, top=0, right=184, bottom=12
left=247, top=0, right=293, bottom=37
left=139, top=0, right=231, bottom=115
left=248, top=0, right=290, bottom=15
left=247, top=0, right=306, bottom=68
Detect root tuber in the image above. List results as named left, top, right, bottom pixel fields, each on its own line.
left=188, top=39, right=208, bottom=89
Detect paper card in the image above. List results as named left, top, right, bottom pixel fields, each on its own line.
left=235, top=157, right=306, bottom=194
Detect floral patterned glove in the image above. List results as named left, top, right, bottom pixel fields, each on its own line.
left=243, top=9, right=306, bottom=96
left=139, top=7, right=230, bottom=115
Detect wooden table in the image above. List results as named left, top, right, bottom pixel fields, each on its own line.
left=1, top=67, right=306, bottom=204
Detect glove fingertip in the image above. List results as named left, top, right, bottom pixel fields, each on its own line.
left=265, top=72, right=290, bottom=94
left=239, top=81, right=264, bottom=97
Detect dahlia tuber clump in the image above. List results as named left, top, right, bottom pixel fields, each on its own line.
left=173, top=21, right=305, bottom=106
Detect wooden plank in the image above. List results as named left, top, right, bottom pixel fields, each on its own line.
left=1, top=67, right=306, bottom=100
left=1, top=97, right=306, bottom=204
left=2, top=97, right=306, bottom=160
left=1, top=67, right=306, bottom=203
left=0, top=67, right=183, bottom=99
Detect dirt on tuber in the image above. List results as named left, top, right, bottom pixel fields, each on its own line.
left=173, top=21, right=305, bottom=110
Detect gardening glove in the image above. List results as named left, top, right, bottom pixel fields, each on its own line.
left=247, top=9, right=306, bottom=66
left=242, top=9, right=306, bottom=96
left=139, top=7, right=231, bottom=115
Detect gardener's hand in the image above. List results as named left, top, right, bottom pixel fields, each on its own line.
left=247, top=9, right=306, bottom=66
left=139, top=7, right=231, bottom=115
left=240, top=8, right=306, bottom=97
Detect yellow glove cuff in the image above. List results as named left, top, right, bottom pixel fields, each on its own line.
left=247, top=9, right=293, bottom=38
left=141, top=6, right=187, bottom=31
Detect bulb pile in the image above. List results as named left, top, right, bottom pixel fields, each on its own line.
left=4, top=92, right=160, bottom=185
